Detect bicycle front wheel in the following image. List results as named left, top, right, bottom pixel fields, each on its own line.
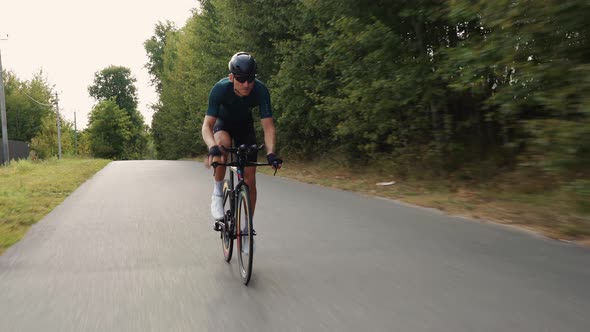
left=236, top=185, right=254, bottom=285
left=221, top=180, right=233, bottom=262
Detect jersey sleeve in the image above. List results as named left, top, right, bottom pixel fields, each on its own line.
left=257, top=83, right=273, bottom=119
left=206, top=83, right=223, bottom=117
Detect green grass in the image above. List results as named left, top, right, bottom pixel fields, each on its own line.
left=0, top=158, right=110, bottom=254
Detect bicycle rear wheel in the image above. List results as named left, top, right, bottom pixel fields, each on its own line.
left=221, top=180, right=233, bottom=262
left=236, top=186, right=254, bottom=285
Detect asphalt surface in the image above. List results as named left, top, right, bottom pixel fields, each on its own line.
left=1, top=160, right=589, bottom=332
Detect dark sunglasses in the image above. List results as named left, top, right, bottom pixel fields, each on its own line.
left=234, top=75, right=255, bottom=83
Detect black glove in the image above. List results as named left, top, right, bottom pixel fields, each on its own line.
left=267, top=153, right=283, bottom=168
left=208, top=146, right=222, bottom=156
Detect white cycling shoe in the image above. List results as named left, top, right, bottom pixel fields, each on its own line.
left=210, top=194, right=224, bottom=220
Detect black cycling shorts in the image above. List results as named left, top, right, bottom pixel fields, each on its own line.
left=213, top=118, right=258, bottom=162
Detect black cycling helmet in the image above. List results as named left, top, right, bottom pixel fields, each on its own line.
left=228, top=52, right=256, bottom=77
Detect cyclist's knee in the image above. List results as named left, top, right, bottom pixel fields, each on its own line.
left=214, top=131, right=231, bottom=147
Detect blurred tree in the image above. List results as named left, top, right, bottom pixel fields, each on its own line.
left=146, top=0, right=590, bottom=188
left=88, top=66, right=138, bottom=115
left=86, top=100, right=133, bottom=159
left=2, top=70, right=53, bottom=142
left=30, top=112, right=75, bottom=159
left=149, top=1, right=225, bottom=159
left=144, top=20, right=177, bottom=94
left=88, top=66, right=147, bottom=159
left=76, top=129, right=92, bottom=157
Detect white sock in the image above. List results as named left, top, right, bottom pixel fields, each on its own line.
left=213, top=181, right=224, bottom=196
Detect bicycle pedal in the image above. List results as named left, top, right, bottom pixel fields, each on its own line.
left=213, top=221, right=223, bottom=232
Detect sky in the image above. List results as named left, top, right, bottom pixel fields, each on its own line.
left=0, top=0, right=199, bottom=129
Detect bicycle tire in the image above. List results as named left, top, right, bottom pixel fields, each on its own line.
left=236, top=185, right=254, bottom=285
left=221, top=180, right=233, bottom=262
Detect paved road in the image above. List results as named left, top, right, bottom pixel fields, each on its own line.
left=1, top=161, right=589, bottom=332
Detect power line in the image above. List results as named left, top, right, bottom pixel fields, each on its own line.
left=21, top=90, right=54, bottom=107
left=18, top=89, right=63, bottom=160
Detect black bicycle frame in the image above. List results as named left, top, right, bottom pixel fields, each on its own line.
left=212, top=144, right=272, bottom=235
left=226, top=162, right=247, bottom=234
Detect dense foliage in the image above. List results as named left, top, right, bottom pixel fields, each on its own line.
left=30, top=112, right=76, bottom=159
left=1, top=70, right=78, bottom=158
left=140, top=0, right=584, bottom=211
left=1, top=71, right=53, bottom=142
left=146, top=1, right=589, bottom=187
left=86, top=100, right=133, bottom=159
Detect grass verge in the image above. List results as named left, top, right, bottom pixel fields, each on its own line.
left=0, top=158, right=110, bottom=255
left=258, top=159, right=590, bottom=246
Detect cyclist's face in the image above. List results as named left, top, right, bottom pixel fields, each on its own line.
left=230, top=74, right=255, bottom=96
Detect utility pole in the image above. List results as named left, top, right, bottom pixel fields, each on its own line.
left=0, top=34, right=9, bottom=165
left=74, top=111, right=77, bottom=155
left=54, top=92, right=62, bottom=160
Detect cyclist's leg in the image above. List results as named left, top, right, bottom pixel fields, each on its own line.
left=212, top=119, right=232, bottom=181
left=244, top=166, right=257, bottom=215
left=211, top=120, right=232, bottom=221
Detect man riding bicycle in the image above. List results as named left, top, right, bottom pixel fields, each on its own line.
left=202, top=52, right=282, bottom=228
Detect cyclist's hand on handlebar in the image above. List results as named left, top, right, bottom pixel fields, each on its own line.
left=267, top=153, right=283, bottom=170
left=208, top=145, right=222, bottom=157
left=206, top=145, right=224, bottom=169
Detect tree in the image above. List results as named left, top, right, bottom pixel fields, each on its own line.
left=144, top=20, right=177, bottom=94
left=147, top=0, right=590, bottom=185
left=30, top=112, right=75, bottom=159
left=76, top=129, right=92, bottom=157
left=88, top=66, right=138, bottom=116
left=86, top=100, right=132, bottom=159
left=2, top=70, right=53, bottom=142
left=88, top=66, right=147, bottom=159
left=147, top=6, right=223, bottom=159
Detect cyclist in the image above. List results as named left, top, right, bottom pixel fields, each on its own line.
left=202, top=51, right=283, bottom=228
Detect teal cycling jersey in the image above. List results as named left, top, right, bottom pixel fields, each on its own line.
left=206, top=77, right=272, bottom=128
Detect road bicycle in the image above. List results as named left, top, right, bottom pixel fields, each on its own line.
left=211, top=144, right=277, bottom=285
